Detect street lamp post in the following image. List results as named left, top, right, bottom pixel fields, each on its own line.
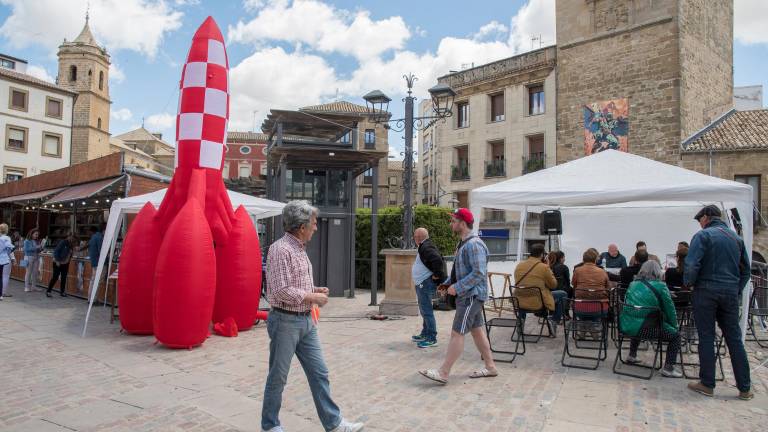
left=363, top=74, right=456, bottom=249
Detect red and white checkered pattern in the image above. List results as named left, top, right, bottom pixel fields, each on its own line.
left=175, top=20, right=229, bottom=170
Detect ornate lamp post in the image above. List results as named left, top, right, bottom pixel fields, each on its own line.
left=363, top=74, right=456, bottom=249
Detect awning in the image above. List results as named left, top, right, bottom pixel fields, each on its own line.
left=44, top=176, right=125, bottom=205
left=0, top=187, right=66, bottom=204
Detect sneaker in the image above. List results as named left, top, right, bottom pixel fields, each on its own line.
left=417, top=339, right=438, bottom=348
left=625, top=355, right=641, bottom=364
left=261, top=427, right=284, bottom=432
left=330, top=418, right=364, bottom=432
left=687, top=381, right=714, bottom=397
left=738, top=389, right=754, bottom=401
left=661, top=366, right=683, bottom=378
left=411, top=334, right=426, bottom=342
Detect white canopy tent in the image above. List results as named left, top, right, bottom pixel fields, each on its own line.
left=470, top=150, right=754, bottom=335
left=82, top=188, right=285, bottom=336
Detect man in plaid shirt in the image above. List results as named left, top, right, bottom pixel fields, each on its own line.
left=261, top=201, right=364, bottom=432
left=419, top=208, right=498, bottom=385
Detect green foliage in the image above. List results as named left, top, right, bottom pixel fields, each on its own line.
left=354, top=205, right=457, bottom=289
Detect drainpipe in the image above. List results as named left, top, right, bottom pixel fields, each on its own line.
left=708, top=151, right=713, bottom=176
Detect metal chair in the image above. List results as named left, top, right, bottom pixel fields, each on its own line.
left=513, top=285, right=555, bottom=342
left=747, top=275, right=768, bottom=348
left=609, top=285, right=628, bottom=347
left=612, top=301, right=663, bottom=380
left=561, top=294, right=609, bottom=370
left=482, top=295, right=525, bottom=363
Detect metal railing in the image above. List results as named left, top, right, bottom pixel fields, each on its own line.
left=451, top=163, right=469, bottom=181
left=522, top=152, right=545, bottom=175
left=485, top=159, right=506, bottom=177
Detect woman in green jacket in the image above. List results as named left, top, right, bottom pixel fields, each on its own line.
left=621, top=260, right=682, bottom=377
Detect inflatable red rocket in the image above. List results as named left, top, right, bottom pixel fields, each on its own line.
left=117, top=17, right=266, bottom=348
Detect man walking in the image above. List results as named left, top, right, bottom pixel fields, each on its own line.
left=685, top=205, right=753, bottom=400
left=261, top=200, right=364, bottom=432
left=411, top=227, right=446, bottom=348
left=418, top=208, right=497, bottom=384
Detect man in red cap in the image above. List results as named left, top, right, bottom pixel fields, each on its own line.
left=418, top=208, right=498, bottom=384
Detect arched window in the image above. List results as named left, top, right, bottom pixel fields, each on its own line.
left=98, top=71, right=104, bottom=90
left=69, top=65, right=77, bottom=82
left=97, top=118, right=102, bottom=129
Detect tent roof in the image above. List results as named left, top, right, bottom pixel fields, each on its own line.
left=115, top=188, right=284, bottom=219
left=471, top=150, right=753, bottom=210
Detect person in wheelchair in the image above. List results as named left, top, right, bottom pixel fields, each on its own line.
left=621, top=260, right=682, bottom=378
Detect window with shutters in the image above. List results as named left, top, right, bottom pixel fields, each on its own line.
left=5, top=125, right=27, bottom=152
left=489, top=92, right=504, bottom=122
left=46, top=97, right=63, bottom=119
left=9, top=87, right=27, bottom=111
left=42, top=132, right=62, bottom=157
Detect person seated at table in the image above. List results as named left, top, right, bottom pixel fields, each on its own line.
left=664, top=246, right=688, bottom=290
left=628, top=241, right=660, bottom=266
left=572, top=248, right=610, bottom=319
left=598, top=243, right=627, bottom=269
left=514, top=243, right=567, bottom=333
left=621, top=260, right=682, bottom=377
left=548, top=250, right=572, bottom=298
left=620, top=250, right=648, bottom=287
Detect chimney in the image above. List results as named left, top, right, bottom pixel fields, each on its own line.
left=152, top=133, right=162, bottom=140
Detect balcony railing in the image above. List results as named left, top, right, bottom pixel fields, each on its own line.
left=484, top=209, right=506, bottom=223
left=451, top=163, right=469, bottom=181
left=485, top=159, right=506, bottom=178
left=522, top=152, right=545, bottom=175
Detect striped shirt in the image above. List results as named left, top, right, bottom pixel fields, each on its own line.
left=266, top=233, right=315, bottom=313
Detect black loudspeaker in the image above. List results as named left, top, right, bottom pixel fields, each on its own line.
left=540, top=210, right=562, bottom=235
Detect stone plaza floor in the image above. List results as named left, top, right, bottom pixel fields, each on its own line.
left=0, top=278, right=766, bottom=431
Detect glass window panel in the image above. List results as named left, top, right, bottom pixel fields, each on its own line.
left=44, top=134, right=60, bottom=155
left=47, top=99, right=62, bottom=117
left=11, top=90, right=26, bottom=109
left=327, top=170, right=347, bottom=206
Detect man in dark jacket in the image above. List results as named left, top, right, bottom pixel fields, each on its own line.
left=685, top=205, right=752, bottom=400
left=411, top=227, right=446, bottom=348
left=620, top=250, right=648, bottom=287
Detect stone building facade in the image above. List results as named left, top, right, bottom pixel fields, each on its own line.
left=56, top=17, right=111, bottom=164
left=555, top=0, right=733, bottom=164
left=680, top=109, right=768, bottom=262
left=420, top=46, right=557, bottom=254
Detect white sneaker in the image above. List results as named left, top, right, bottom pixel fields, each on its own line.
left=661, top=367, right=683, bottom=378
left=262, top=426, right=284, bottom=432
left=330, top=418, right=365, bottom=432
left=625, top=355, right=641, bottom=364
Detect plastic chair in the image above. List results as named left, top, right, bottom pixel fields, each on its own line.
left=482, top=295, right=525, bottom=363
left=612, top=301, right=663, bottom=380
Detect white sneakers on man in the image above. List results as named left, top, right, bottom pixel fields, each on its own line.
left=330, top=419, right=365, bottom=432
left=261, top=427, right=283, bottom=432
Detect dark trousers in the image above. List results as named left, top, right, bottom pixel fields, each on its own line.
left=629, top=326, right=680, bottom=368
left=48, top=262, right=70, bottom=294
left=693, top=287, right=751, bottom=392
left=0, top=263, right=4, bottom=296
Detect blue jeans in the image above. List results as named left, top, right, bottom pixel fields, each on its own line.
left=415, top=278, right=438, bottom=341
left=261, top=310, right=342, bottom=431
left=693, top=287, right=751, bottom=392
left=519, top=290, right=568, bottom=322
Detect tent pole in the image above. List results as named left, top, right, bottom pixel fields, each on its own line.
left=517, top=206, right=528, bottom=262
left=102, top=215, right=121, bottom=307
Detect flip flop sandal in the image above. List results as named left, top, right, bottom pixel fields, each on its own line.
left=419, top=369, right=447, bottom=384
left=469, top=368, right=499, bottom=378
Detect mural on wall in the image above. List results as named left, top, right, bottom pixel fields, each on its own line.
left=583, top=99, right=629, bottom=155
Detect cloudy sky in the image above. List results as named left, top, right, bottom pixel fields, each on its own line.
left=1, top=0, right=766, bottom=159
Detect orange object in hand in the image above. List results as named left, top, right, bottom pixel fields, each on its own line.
left=311, top=305, right=320, bottom=324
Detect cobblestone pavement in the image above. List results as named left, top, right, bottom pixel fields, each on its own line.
left=0, top=279, right=766, bottom=431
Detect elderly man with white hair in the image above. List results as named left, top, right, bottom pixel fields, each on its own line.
left=261, top=200, right=364, bottom=432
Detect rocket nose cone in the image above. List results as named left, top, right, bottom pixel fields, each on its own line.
left=193, top=16, right=224, bottom=43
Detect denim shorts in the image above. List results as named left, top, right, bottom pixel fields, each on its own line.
left=452, top=295, right=484, bottom=334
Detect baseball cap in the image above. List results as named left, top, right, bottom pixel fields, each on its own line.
left=694, top=204, right=721, bottom=221
left=451, top=208, right=474, bottom=224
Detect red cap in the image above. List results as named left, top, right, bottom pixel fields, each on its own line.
left=451, top=208, right=474, bottom=224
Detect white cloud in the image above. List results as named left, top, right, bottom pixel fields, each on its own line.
left=735, top=0, right=768, bottom=45
left=228, top=0, right=410, bottom=61
left=111, top=108, right=133, bottom=121
left=473, top=21, right=509, bottom=41
left=229, top=46, right=338, bottom=131
left=145, top=112, right=176, bottom=130
left=26, top=65, right=55, bottom=82
left=0, top=0, right=183, bottom=58
left=508, top=0, right=556, bottom=52
left=109, top=63, right=126, bottom=83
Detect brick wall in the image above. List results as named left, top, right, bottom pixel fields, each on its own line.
left=126, top=174, right=168, bottom=197
left=681, top=151, right=768, bottom=260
